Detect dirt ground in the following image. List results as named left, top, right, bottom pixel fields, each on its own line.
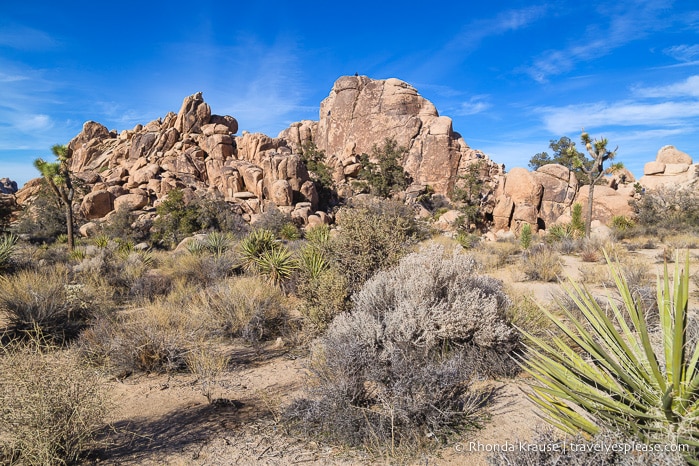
left=84, top=247, right=699, bottom=465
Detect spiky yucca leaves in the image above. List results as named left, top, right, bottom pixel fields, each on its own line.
left=256, top=246, right=297, bottom=287
left=239, top=229, right=277, bottom=273
left=0, top=233, right=18, bottom=269
left=519, top=251, right=698, bottom=462
left=204, top=231, right=233, bottom=257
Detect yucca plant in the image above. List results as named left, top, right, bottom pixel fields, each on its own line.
left=256, top=246, right=297, bottom=287
left=298, top=246, right=329, bottom=280
left=92, top=234, right=110, bottom=249
left=519, top=251, right=698, bottom=462
left=304, top=224, right=330, bottom=247
left=0, top=233, right=18, bottom=269
left=239, top=229, right=278, bottom=273
left=205, top=231, right=232, bottom=257
left=278, top=222, right=301, bottom=241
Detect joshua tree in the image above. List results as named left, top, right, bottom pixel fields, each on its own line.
left=34, top=144, right=76, bottom=250
left=570, top=130, right=622, bottom=238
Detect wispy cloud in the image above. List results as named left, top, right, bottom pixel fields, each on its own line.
left=445, top=6, right=549, bottom=54
left=523, top=1, right=671, bottom=82
left=0, top=24, right=59, bottom=51
left=455, top=95, right=492, bottom=116
left=537, top=100, right=699, bottom=134
left=633, top=75, right=699, bottom=98
left=664, top=44, right=699, bottom=62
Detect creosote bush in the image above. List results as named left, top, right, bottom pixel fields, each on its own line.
left=329, top=197, right=424, bottom=295
left=286, top=246, right=517, bottom=457
left=0, top=340, right=110, bottom=465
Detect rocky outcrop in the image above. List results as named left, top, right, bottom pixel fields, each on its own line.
left=0, top=178, right=18, bottom=195
left=639, top=146, right=698, bottom=191
left=279, top=76, right=496, bottom=196
left=492, top=163, right=635, bottom=234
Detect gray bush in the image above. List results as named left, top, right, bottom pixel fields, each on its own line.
left=286, top=245, right=517, bottom=456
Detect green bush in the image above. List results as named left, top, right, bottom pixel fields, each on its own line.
left=358, top=138, right=411, bottom=198
left=519, top=252, right=699, bottom=462
left=12, top=183, right=68, bottom=244
left=520, top=223, right=532, bottom=250
left=329, top=198, right=423, bottom=294
left=632, top=185, right=699, bottom=233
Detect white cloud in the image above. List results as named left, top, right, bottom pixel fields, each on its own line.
left=664, top=44, right=699, bottom=62
left=537, top=100, right=699, bottom=134
left=523, top=1, right=670, bottom=82
left=633, top=75, right=699, bottom=98
left=0, top=25, right=58, bottom=51
left=455, top=96, right=492, bottom=116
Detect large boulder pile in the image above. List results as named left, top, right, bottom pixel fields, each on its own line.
left=16, top=77, right=506, bottom=236
left=279, top=76, right=499, bottom=197
left=47, top=92, right=321, bottom=227
left=639, top=146, right=698, bottom=190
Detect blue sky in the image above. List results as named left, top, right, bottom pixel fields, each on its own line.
left=2, top=0, right=699, bottom=186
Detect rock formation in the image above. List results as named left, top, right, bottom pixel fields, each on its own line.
left=639, top=146, right=698, bottom=190
left=279, top=75, right=495, bottom=196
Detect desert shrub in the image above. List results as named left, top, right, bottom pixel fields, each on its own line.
left=165, top=252, right=236, bottom=288
left=300, top=141, right=336, bottom=209
left=296, top=267, right=349, bottom=332
left=519, top=253, right=699, bottom=462
left=329, top=197, right=423, bottom=294
left=151, top=189, right=201, bottom=247
left=202, top=231, right=234, bottom=256
left=611, top=214, right=635, bottom=233
left=99, top=206, right=150, bottom=243
left=0, top=233, right=17, bottom=270
left=0, top=341, right=110, bottom=465
left=0, top=267, right=101, bottom=341
left=252, top=205, right=292, bottom=235
left=79, top=294, right=204, bottom=374
left=12, top=184, right=68, bottom=244
left=520, top=223, right=532, bottom=249
left=357, top=138, right=411, bottom=198
left=195, top=276, right=287, bottom=343
left=487, top=428, right=686, bottom=465
left=520, top=245, right=562, bottom=282
left=580, top=240, right=601, bottom=262
left=286, top=246, right=516, bottom=456
left=473, top=239, right=520, bottom=271
left=633, top=185, right=699, bottom=233
left=191, top=196, right=249, bottom=237
left=185, top=344, right=231, bottom=404
left=455, top=231, right=480, bottom=249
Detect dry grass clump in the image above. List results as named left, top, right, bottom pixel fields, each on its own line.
left=79, top=289, right=206, bottom=374
left=520, top=245, right=562, bottom=282
left=0, top=266, right=108, bottom=342
left=472, top=239, right=520, bottom=271
left=286, top=245, right=516, bottom=458
left=185, top=343, right=231, bottom=404
left=0, top=340, right=110, bottom=465
left=195, top=276, right=288, bottom=343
